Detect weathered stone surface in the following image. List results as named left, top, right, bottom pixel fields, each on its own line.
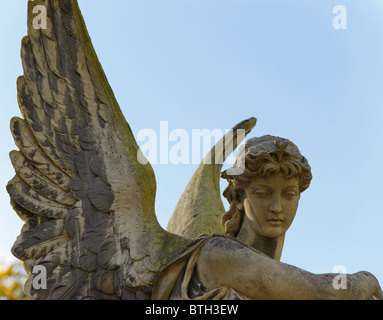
left=8, top=0, right=382, bottom=300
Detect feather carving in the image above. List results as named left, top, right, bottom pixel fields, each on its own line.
left=8, top=0, right=255, bottom=300
left=8, top=0, right=191, bottom=300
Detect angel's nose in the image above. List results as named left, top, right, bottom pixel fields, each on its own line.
left=269, top=195, right=282, bottom=214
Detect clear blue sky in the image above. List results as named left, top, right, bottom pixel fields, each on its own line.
left=1, top=0, right=383, bottom=285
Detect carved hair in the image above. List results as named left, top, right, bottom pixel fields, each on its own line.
left=221, top=135, right=312, bottom=237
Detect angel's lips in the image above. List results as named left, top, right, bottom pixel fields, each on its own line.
left=267, top=218, right=284, bottom=225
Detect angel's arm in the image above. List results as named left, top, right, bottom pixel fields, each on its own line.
left=197, top=237, right=381, bottom=300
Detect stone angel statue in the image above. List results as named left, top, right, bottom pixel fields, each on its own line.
left=7, top=0, right=382, bottom=300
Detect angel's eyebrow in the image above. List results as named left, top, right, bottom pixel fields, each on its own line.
left=283, top=185, right=299, bottom=190
left=251, top=184, right=273, bottom=191
left=251, top=184, right=299, bottom=192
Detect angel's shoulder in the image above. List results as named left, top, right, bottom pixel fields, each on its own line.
left=198, top=234, right=263, bottom=264
left=195, top=234, right=264, bottom=289
left=202, top=233, right=262, bottom=249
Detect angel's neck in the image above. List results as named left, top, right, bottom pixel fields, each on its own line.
left=236, top=219, right=285, bottom=261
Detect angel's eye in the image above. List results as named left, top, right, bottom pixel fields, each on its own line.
left=283, top=191, right=297, bottom=199
left=253, top=190, right=270, bottom=197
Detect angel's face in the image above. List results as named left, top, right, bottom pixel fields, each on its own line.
left=241, top=172, right=300, bottom=239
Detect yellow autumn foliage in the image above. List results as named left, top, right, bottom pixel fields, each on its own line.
left=0, top=261, right=28, bottom=300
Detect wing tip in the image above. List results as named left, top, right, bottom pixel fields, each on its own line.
left=10, top=116, right=23, bottom=131
left=233, top=116, right=257, bottom=134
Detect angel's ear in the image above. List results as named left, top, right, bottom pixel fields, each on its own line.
left=233, top=188, right=247, bottom=211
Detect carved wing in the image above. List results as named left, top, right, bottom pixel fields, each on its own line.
left=167, top=117, right=256, bottom=238
left=7, top=0, right=190, bottom=300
